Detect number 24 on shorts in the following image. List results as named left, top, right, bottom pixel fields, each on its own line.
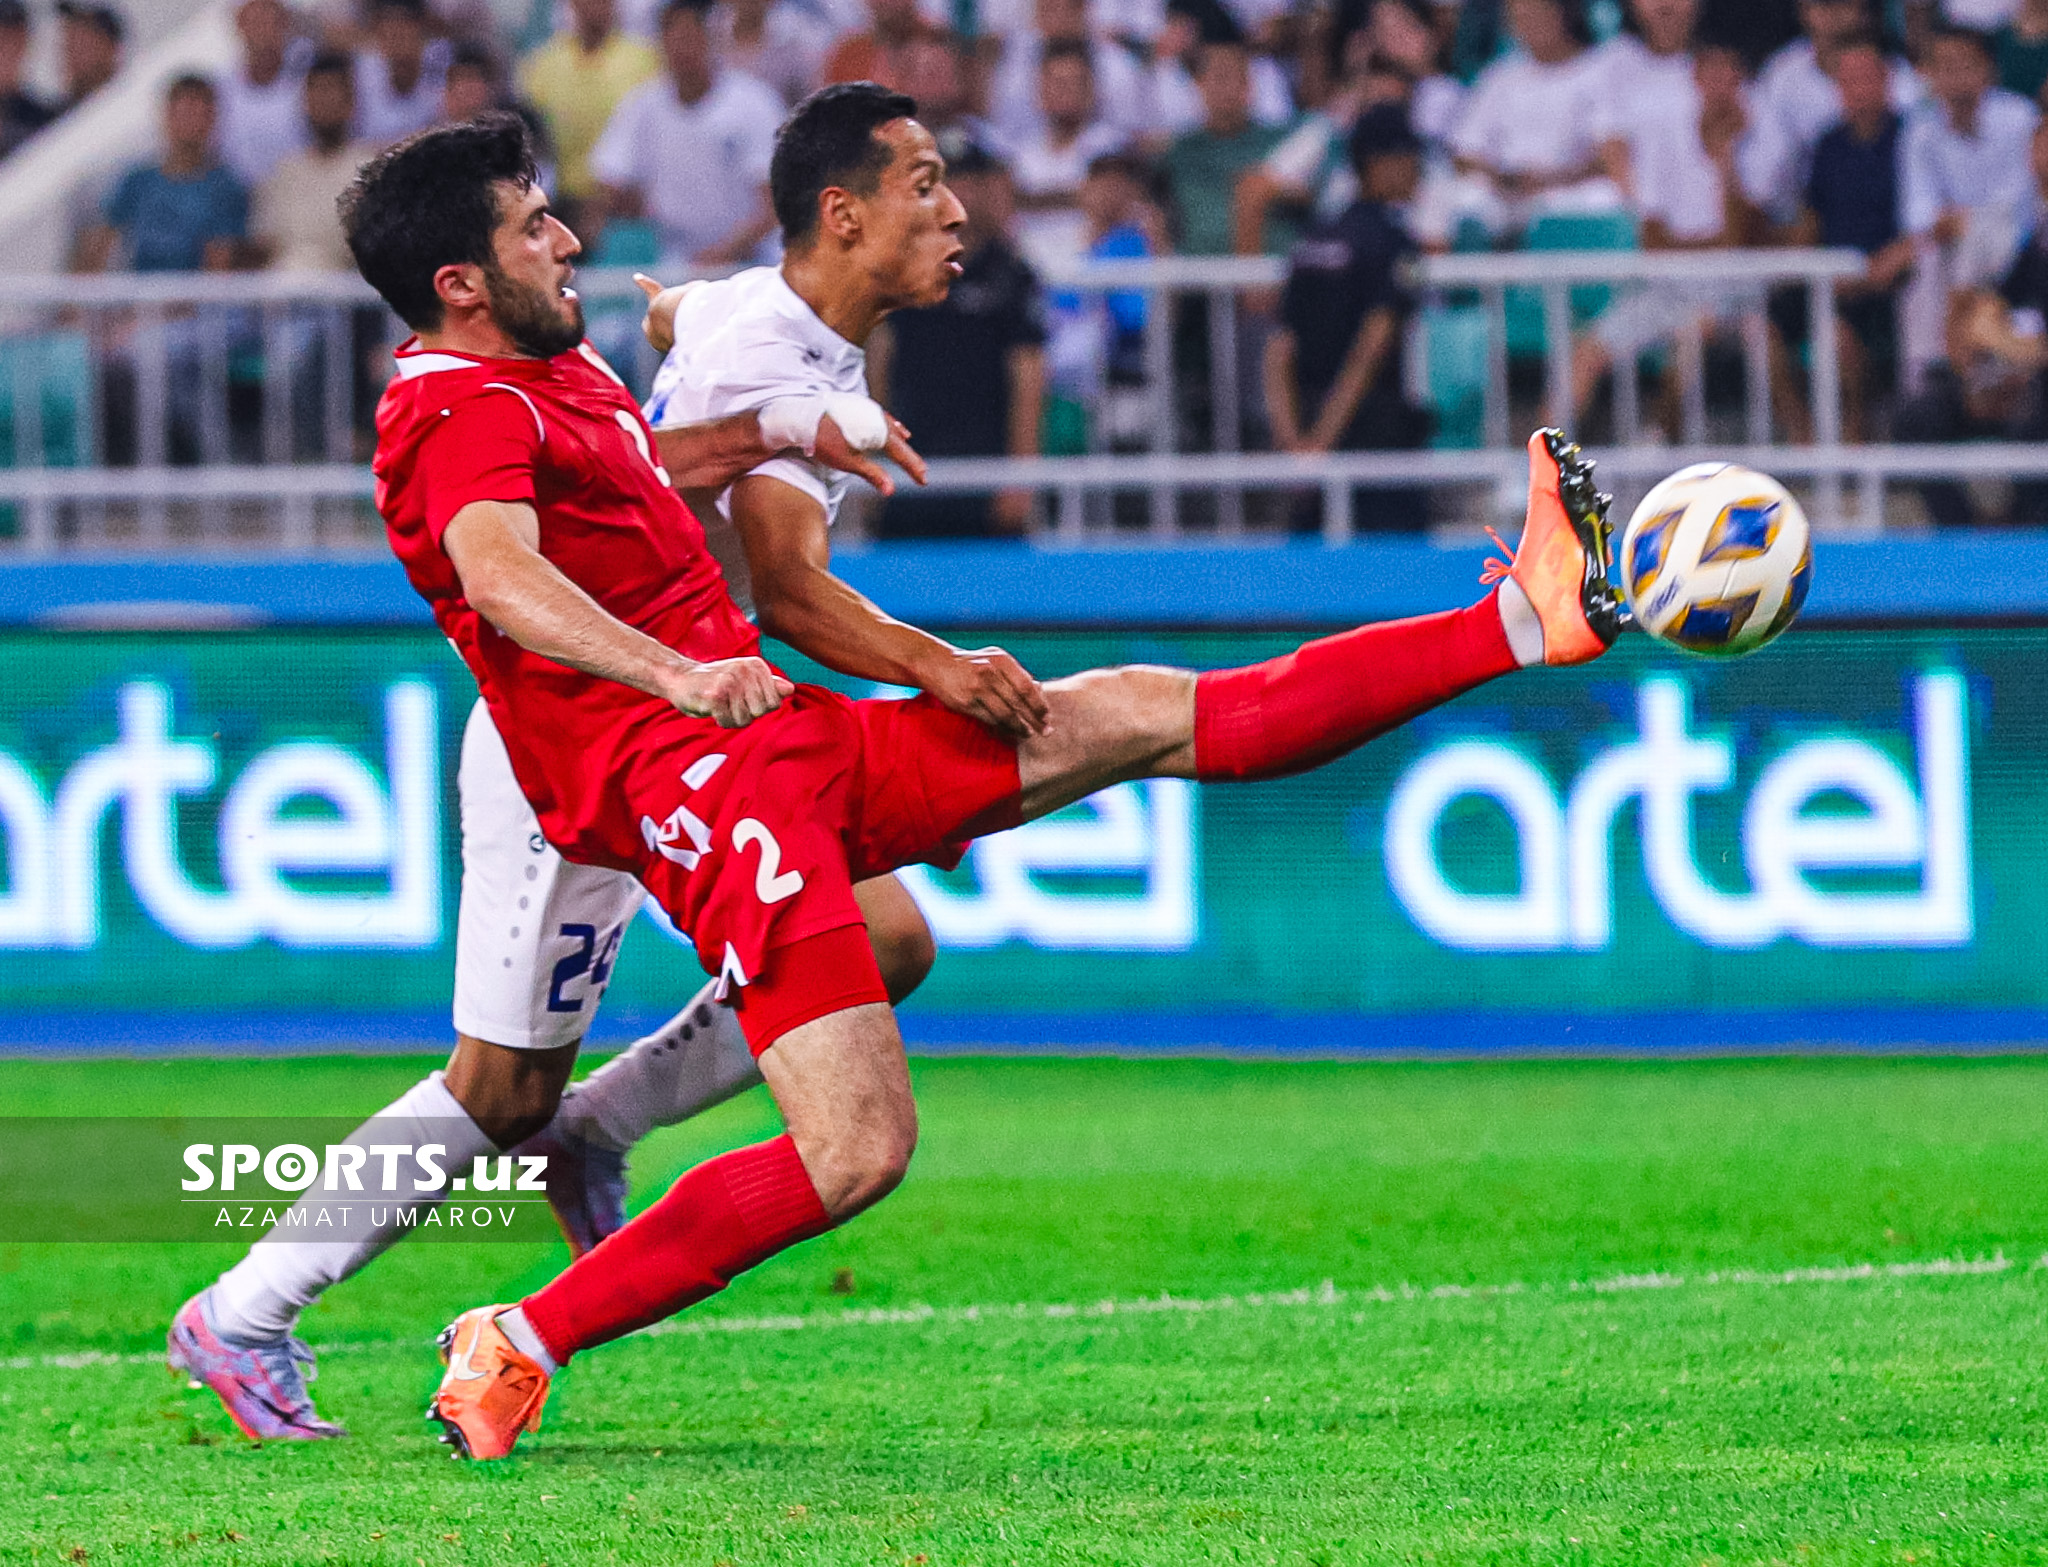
left=546, top=921, right=624, bottom=1014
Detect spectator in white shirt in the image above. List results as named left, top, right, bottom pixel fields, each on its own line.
left=708, top=0, right=827, bottom=104
left=988, top=0, right=1151, bottom=145
left=1896, top=116, right=2048, bottom=524
left=1008, top=37, right=1128, bottom=268
left=1243, top=0, right=1459, bottom=248
left=589, top=0, right=782, bottom=266
left=216, top=0, right=314, bottom=188
left=251, top=50, right=373, bottom=272
left=1144, top=0, right=1292, bottom=139
left=1902, top=23, right=2041, bottom=286
left=1588, top=0, right=1700, bottom=202
left=1441, top=0, right=1620, bottom=241
left=354, top=0, right=449, bottom=144
left=1568, top=43, right=1780, bottom=428
left=1740, top=0, right=1918, bottom=221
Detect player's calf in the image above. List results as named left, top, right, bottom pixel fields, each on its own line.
left=443, top=1035, right=579, bottom=1148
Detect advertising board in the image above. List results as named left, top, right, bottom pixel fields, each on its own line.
left=0, top=628, right=2031, bottom=1052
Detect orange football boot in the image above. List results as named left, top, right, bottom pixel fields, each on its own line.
left=426, top=1306, right=551, bottom=1460
left=1482, top=429, right=1629, bottom=665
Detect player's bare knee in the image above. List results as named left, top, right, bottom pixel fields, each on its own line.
left=485, top=1101, right=559, bottom=1149
left=1061, top=666, right=1191, bottom=761
left=805, top=1105, right=918, bottom=1219
left=862, top=1103, right=920, bottom=1205
left=1023, top=667, right=1197, bottom=814
left=759, top=1004, right=916, bottom=1217
left=469, top=1075, right=566, bottom=1149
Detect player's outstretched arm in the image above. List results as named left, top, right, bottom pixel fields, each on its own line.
left=441, top=498, right=792, bottom=728
left=730, top=474, right=1051, bottom=739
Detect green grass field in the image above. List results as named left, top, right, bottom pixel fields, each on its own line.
left=2, top=1053, right=2046, bottom=1565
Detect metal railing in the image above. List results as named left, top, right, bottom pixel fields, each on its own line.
left=6, top=442, right=2048, bottom=548
left=1043, top=250, right=1867, bottom=420
left=1035, top=250, right=1869, bottom=527
left=0, top=255, right=2036, bottom=551
left=915, top=443, right=2048, bottom=542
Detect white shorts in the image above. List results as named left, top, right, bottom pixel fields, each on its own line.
left=453, top=700, right=649, bottom=1051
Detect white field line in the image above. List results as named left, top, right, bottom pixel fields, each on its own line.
left=0, top=1252, right=2030, bottom=1375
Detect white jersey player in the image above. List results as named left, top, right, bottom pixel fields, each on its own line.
left=647, top=265, right=876, bottom=613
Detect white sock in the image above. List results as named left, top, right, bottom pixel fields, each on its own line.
left=209, top=1071, right=496, bottom=1343
left=493, top=1305, right=560, bottom=1373
left=550, top=980, right=763, bottom=1154
left=1496, top=578, right=1546, bottom=668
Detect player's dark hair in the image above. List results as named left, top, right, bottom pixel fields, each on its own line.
left=771, top=82, right=918, bottom=246
left=340, top=111, right=538, bottom=331
left=1040, top=36, right=1094, bottom=69
left=165, top=71, right=215, bottom=103
left=660, top=0, right=714, bottom=24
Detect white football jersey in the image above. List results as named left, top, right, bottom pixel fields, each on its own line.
left=645, top=266, right=869, bottom=617
left=646, top=265, right=868, bottom=520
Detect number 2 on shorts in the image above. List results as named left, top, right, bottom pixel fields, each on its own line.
left=732, top=818, right=804, bottom=903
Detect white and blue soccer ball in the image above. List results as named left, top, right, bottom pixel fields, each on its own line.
left=1618, top=462, right=1813, bottom=657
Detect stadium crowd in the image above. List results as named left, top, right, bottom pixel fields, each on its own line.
left=12, top=0, right=2048, bottom=527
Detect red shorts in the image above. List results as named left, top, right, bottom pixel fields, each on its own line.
left=614, top=686, right=1022, bottom=1050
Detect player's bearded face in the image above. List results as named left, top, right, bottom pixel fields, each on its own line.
left=484, top=262, right=586, bottom=359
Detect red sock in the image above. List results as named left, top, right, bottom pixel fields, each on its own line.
left=520, top=1134, right=831, bottom=1362
left=1194, top=597, right=1517, bottom=782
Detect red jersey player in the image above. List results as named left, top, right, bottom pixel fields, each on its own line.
left=343, top=101, right=1625, bottom=1459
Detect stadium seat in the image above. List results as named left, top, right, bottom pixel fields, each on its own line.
left=0, top=330, right=94, bottom=470
left=1422, top=303, right=1488, bottom=450
left=592, top=219, right=662, bottom=269
left=1041, top=395, right=1089, bottom=456
left=0, top=330, right=92, bottom=541
left=1503, top=210, right=1639, bottom=359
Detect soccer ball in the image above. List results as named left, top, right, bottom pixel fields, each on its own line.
left=1617, top=463, right=1812, bottom=657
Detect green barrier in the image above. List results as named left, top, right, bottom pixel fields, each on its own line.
left=0, top=627, right=2026, bottom=1043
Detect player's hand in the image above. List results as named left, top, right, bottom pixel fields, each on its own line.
left=814, top=412, right=927, bottom=496
left=920, top=645, right=1050, bottom=739
left=634, top=273, right=697, bottom=355
left=668, top=657, right=795, bottom=728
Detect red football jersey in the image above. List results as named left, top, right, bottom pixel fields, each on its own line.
left=374, top=337, right=763, bottom=865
